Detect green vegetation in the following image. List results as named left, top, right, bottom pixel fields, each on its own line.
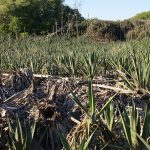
left=86, top=19, right=125, bottom=41
left=133, top=11, right=150, bottom=20
left=0, top=2, right=150, bottom=149
left=1, top=35, right=150, bottom=92
left=60, top=81, right=150, bottom=149
left=8, top=117, right=36, bottom=150
left=0, top=0, right=150, bottom=41
left=119, top=102, right=150, bottom=150
left=61, top=85, right=117, bottom=149
left=85, top=19, right=150, bottom=41
left=0, top=0, right=83, bottom=35
left=126, top=24, right=150, bottom=40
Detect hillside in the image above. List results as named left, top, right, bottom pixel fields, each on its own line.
left=133, top=11, right=150, bottom=20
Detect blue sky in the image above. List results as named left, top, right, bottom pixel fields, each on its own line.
left=64, top=0, right=150, bottom=20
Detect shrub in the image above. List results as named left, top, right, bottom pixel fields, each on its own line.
left=120, top=20, right=134, bottom=34
left=77, top=20, right=88, bottom=35
left=126, top=24, right=150, bottom=40
left=86, top=19, right=125, bottom=41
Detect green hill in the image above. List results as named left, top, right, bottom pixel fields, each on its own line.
left=133, top=11, right=150, bottom=20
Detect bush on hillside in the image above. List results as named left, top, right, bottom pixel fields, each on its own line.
left=120, top=20, right=150, bottom=40
left=120, top=20, right=134, bottom=34
left=77, top=20, right=88, bottom=35
left=77, top=18, right=150, bottom=41
left=86, top=19, right=125, bottom=41
left=126, top=24, right=150, bottom=40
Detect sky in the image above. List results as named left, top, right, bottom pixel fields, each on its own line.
left=64, top=0, right=150, bottom=21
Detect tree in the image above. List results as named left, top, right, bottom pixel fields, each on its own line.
left=0, top=0, right=84, bottom=35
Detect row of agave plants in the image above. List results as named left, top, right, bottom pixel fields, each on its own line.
left=1, top=35, right=150, bottom=91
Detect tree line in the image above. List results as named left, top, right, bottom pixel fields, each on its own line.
left=0, top=0, right=84, bottom=35
left=0, top=1, right=150, bottom=40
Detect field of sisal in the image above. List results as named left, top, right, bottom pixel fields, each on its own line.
left=0, top=35, right=150, bottom=149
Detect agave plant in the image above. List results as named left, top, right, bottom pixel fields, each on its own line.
left=60, top=79, right=119, bottom=149
left=110, top=42, right=150, bottom=92
left=8, top=117, right=36, bottom=150
left=60, top=51, right=80, bottom=77
left=101, top=101, right=115, bottom=132
left=83, top=51, right=100, bottom=80
left=60, top=126, right=97, bottom=150
left=119, top=101, right=150, bottom=150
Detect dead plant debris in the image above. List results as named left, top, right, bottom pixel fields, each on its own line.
left=0, top=68, right=149, bottom=149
